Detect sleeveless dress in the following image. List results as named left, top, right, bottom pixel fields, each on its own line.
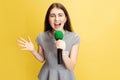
left=36, top=30, right=80, bottom=80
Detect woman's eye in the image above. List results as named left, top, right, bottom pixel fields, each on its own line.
left=49, top=14, right=55, bottom=17
left=59, top=14, right=63, bottom=17
left=59, top=15, right=63, bottom=17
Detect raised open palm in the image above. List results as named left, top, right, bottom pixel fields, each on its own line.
left=17, top=36, right=35, bottom=52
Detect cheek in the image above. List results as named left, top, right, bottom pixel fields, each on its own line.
left=49, top=18, right=53, bottom=25
left=63, top=17, right=67, bottom=23
left=49, top=18, right=55, bottom=28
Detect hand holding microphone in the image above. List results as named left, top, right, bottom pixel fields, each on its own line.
left=54, top=30, right=66, bottom=64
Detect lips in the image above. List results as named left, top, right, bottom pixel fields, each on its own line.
left=54, top=23, right=61, bottom=29
left=54, top=23, right=61, bottom=26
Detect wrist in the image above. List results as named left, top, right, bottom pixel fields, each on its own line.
left=30, top=49, right=35, bottom=53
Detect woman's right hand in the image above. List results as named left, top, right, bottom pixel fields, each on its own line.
left=17, top=36, right=35, bottom=52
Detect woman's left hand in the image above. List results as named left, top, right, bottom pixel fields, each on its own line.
left=54, top=40, right=66, bottom=50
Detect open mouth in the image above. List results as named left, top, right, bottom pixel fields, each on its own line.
left=54, top=23, right=61, bottom=29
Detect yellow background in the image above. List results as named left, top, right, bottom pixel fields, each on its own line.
left=0, top=0, right=120, bottom=80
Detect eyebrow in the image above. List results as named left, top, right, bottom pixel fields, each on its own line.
left=50, top=13, right=64, bottom=15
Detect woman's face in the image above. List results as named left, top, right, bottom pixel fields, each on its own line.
left=49, top=7, right=67, bottom=31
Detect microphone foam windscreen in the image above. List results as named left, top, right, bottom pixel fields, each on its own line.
left=54, top=30, right=64, bottom=40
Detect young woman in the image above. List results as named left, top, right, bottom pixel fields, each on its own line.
left=18, top=3, right=80, bottom=80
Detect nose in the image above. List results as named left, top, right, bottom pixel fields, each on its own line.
left=55, top=16, right=59, bottom=21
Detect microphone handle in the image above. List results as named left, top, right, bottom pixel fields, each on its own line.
left=57, top=48, right=62, bottom=64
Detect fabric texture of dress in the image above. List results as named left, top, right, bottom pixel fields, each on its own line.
left=36, top=30, right=80, bottom=80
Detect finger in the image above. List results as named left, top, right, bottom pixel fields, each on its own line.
left=21, top=48, right=28, bottom=50
left=28, top=36, right=31, bottom=42
left=18, top=44, right=25, bottom=47
left=17, top=39, right=25, bottom=44
left=19, top=37, right=27, bottom=43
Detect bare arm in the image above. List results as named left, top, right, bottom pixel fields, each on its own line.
left=54, top=40, right=80, bottom=71
left=30, top=45, right=45, bottom=62
left=17, top=36, right=44, bottom=62
left=36, top=45, right=45, bottom=62
left=62, top=43, right=80, bottom=71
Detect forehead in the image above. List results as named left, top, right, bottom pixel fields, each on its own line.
left=50, top=7, right=65, bottom=14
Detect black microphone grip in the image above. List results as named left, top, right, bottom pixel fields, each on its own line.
left=57, top=48, right=62, bottom=64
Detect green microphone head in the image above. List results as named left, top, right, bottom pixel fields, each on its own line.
left=54, top=30, right=64, bottom=40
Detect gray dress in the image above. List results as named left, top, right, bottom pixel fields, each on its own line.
left=36, top=30, right=80, bottom=80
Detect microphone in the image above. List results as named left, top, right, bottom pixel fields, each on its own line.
left=54, top=30, right=64, bottom=64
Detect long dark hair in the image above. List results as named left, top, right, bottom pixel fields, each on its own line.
left=44, top=3, right=73, bottom=32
